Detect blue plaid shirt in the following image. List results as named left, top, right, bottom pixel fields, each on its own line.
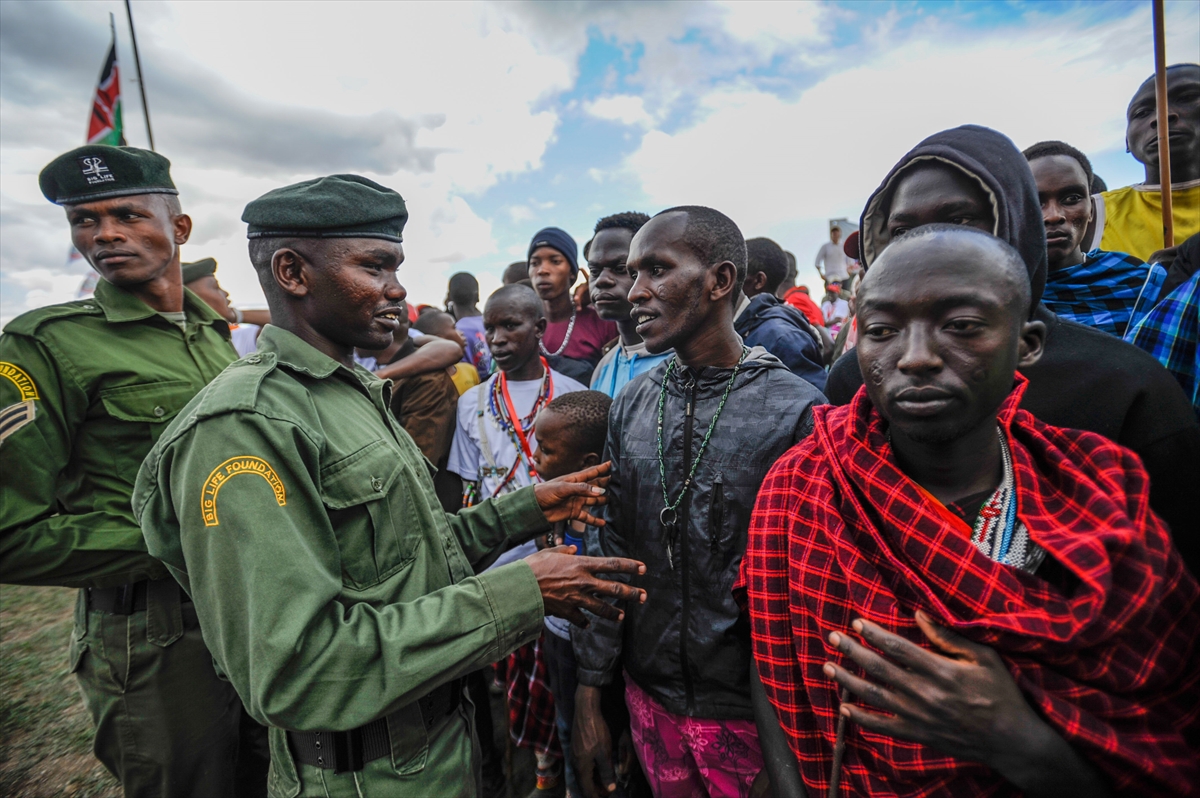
left=1042, top=249, right=1148, bottom=337
left=1125, top=265, right=1199, bottom=419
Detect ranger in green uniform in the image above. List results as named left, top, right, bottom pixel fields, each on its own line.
left=133, top=174, right=647, bottom=797
left=0, top=145, right=267, bottom=796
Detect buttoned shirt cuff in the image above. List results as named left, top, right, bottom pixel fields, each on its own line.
left=478, top=561, right=545, bottom=656
left=493, top=485, right=551, bottom=545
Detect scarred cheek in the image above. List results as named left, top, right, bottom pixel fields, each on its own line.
left=866, top=360, right=885, bottom=386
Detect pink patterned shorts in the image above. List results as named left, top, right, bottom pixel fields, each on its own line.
left=624, top=674, right=764, bottom=798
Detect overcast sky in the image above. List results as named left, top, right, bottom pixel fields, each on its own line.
left=2, top=0, right=1198, bottom=324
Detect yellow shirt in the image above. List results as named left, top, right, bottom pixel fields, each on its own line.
left=449, top=362, right=480, bottom=395
left=1091, top=179, right=1200, bottom=262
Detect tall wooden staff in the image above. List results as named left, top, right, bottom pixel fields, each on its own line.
left=1152, top=0, right=1174, bottom=248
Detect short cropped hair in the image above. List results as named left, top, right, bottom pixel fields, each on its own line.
left=654, top=205, right=747, bottom=303
left=502, top=261, right=529, bottom=285
left=542, top=390, right=612, bottom=456
left=745, top=237, right=789, bottom=294
left=485, top=283, right=544, bottom=319
left=874, top=223, right=1031, bottom=316
left=595, top=211, right=651, bottom=236
left=1022, top=140, right=1094, bottom=188
left=447, top=272, right=479, bottom=304
left=414, top=310, right=456, bottom=336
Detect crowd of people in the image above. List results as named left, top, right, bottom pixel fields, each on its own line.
left=1, top=62, right=1199, bottom=798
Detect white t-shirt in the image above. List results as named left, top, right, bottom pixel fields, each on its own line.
left=822, top=298, right=850, bottom=325
left=447, top=368, right=587, bottom=498
left=230, top=324, right=261, bottom=357
left=815, top=241, right=850, bottom=282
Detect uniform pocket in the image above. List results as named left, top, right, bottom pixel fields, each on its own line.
left=385, top=701, right=429, bottom=775
left=99, top=379, right=196, bottom=424
left=319, top=440, right=416, bottom=590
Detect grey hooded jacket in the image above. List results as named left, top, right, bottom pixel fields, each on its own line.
left=573, top=346, right=824, bottom=719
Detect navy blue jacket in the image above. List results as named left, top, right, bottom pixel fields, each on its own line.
left=734, top=293, right=827, bottom=392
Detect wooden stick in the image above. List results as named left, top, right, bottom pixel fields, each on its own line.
left=1152, top=0, right=1174, bottom=249
left=828, top=687, right=851, bottom=798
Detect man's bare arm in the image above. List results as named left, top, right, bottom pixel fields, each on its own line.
left=375, top=337, right=463, bottom=380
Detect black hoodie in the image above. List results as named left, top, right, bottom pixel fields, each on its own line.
left=827, top=124, right=1200, bottom=572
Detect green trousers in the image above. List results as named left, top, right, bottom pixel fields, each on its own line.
left=266, top=698, right=483, bottom=798
left=71, top=582, right=269, bottom=798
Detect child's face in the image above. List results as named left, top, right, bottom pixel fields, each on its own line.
left=532, top=409, right=590, bottom=480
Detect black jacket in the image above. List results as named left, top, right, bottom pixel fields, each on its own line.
left=734, top=293, right=827, bottom=392
left=573, top=347, right=824, bottom=719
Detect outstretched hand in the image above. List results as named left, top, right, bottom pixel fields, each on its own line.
left=534, top=461, right=612, bottom=526
left=525, top=546, right=645, bottom=628
left=822, top=611, right=1110, bottom=796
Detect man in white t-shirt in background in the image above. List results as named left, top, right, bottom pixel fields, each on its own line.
left=814, top=225, right=851, bottom=285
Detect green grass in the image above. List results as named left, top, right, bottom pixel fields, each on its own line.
left=0, top=585, right=119, bottom=797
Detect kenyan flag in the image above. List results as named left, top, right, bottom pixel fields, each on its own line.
left=86, top=34, right=125, bottom=146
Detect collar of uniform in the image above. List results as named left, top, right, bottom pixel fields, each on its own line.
left=92, top=276, right=228, bottom=329
left=255, top=324, right=346, bottom=380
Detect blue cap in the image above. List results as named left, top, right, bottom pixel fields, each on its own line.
left=528, top=227, right=578, bottom=277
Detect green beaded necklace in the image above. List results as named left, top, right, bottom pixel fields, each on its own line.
left=656, top=346, right=748, bottom=529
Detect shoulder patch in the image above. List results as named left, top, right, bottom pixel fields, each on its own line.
left=3, top=301, right=104, bottom=336
left=0, top=362, right=39, bottom=445
left=201, top=456, right=287, bottom=526
left=0, top=362, right=39, bottom=401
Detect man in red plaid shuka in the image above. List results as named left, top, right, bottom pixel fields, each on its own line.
left=739, top=226, right=1200, bottom=797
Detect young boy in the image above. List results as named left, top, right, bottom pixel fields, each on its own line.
left=448, top=284, right=587, bottom=504
left=530, top=391, right=614, bottom=798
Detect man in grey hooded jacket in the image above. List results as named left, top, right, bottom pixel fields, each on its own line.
left=572, top=206, right=826, bottom=797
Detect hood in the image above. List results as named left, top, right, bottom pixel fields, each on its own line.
left=858, top=124, right=1047, bottom=307
left=736, top=293, right=814, bottom=336
left=667, top=344, right=788, bottom=394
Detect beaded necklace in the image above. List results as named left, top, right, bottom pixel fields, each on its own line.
left=970, top=429, right=1045, bottom=574
left=655, top=347, right=748, bottom=534
left=539, top=308, right=577, bottom=357
left=486, top=358, right=553, bottom=493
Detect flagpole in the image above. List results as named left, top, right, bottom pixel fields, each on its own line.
left=124, top=0, right=155, bottom=151
left=1152, top=0, right=1174, bottom=249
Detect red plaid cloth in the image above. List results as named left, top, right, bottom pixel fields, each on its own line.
left=503, top=633, right=562, bottom=760
left=738, top=376, right=1200, bottom=796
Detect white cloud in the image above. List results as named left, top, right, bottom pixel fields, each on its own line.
left=585, top=95, right=655, bottom=128
left=623, top=2, right=1200, bottom=275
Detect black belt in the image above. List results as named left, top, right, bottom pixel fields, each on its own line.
left=87, top=580, right=191, bottom=615
left=287, top=678, right=463, bottom=773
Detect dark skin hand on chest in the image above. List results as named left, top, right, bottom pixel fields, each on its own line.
left=822, top=229, right=1110, bottom=797
left=67, top=193, right=191, bottom=313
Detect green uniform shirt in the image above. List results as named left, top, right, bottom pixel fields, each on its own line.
left=133, top=325, right=548, bottom=733
left=1, top=278, right=236, bottom=588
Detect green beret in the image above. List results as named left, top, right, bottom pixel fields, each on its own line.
left=242, top=174, right=407, bottom=242
left=181, top=257, right=217, bottom=284
left=39, top=145, right=177, bottom=205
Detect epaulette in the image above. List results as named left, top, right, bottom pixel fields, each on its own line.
left=2, top=300, right=104, bottom=336
left=600, top=337, right=620, bottom=356
left=191, top=352, right=278, bottom=419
